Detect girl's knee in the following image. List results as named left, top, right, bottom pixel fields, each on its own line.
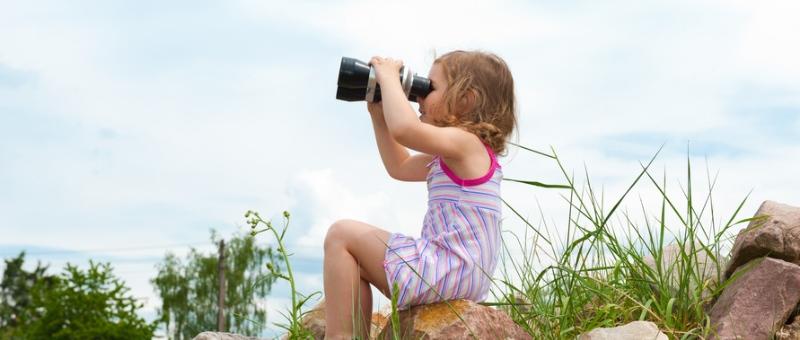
left=324, top=219, right=355, bottom=250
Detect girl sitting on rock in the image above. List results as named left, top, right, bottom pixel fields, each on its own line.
left=323, top=50, right=518, bottom=340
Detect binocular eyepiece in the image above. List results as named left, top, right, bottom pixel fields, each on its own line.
left=336, top=57, right=432, bottom=103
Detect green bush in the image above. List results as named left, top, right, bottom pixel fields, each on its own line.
left=20, top=261, right=155, bottom=340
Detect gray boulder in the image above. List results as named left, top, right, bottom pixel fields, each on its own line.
left=776, top=314, right=800, bottom=340
left=193, top=332, right=264, bottom=340
left=376, top=299, right=531, bottom=339
left=709, top=257, right=800, bottom=339
left=724, top=200, right=800, bottom=278
left=578, top=321, right=668, bottom=340
left=642, top=242, right=725, bottom=300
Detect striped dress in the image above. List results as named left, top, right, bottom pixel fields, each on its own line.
left=382, top=142, right=502, bottom=310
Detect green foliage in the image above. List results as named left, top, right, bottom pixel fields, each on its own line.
left=152, top=230, right=279, bottom=339
left=248, top=210, right=320, bottom=339
left=0, top=252, right=56, bottom=339
left=14, top=260, right=154, bottom=340
left=492, top=143, right=750, bottom=339
left=389, top=282, right=401, bottom=340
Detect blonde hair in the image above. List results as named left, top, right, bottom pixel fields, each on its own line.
left=430, top=50, right=517, bottom=157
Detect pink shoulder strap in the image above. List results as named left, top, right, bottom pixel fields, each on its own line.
left=436, top=142, right=500, bottom=186
left=484, top=142, right=501, bottom=169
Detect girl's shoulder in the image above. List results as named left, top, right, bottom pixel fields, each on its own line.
left=437, top=137, right=499, bottom=182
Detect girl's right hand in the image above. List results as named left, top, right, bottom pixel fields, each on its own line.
left=369, top=56, right=403, bottom=86
left=367, top=101, right=384, bottom=118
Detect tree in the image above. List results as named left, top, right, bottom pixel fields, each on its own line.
left=18, top=260, right=155, bottom=340
left=152, top=231, right=279, bottom=339
left=0, top=252, right=56, bottom=338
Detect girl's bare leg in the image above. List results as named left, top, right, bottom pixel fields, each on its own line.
left=356, top=278, right=373, bottom=337
left=323, top=219, right=392, bottom=339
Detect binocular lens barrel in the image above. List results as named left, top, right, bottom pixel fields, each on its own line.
left=336, top=57, right=431, bottom=103
left=336, top=87, right=383, bottom=102
left=337, top=57, right=372, bottom=89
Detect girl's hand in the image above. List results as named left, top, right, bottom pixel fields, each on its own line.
left=369, top=56, right=403, bottom=86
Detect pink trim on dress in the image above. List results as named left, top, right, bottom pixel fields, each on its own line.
left=439, top=143, right=500, bottom=187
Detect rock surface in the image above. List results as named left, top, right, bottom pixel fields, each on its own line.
left=376, top=299, right=531, bottom=339
left=193, top=332, right=263, bottom=340
left=709, top=257, right=800, bottom=339
left=642, top=242, right=725, bottom=299
left=285, top=298, right=326, bottom=340
left=776, top=314, right=800, bottom=340
left=276, top=298, right=392, bottom=340
left=724, top=200, right=800, bottom=278
left=578, top=321, right=668, bottom=340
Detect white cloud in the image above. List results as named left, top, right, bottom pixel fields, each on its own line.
left=234, top=0, right=561, bottom=58
left=263, top=295, right=292, bottom=337
left=731, top=1, right=800, bottom=87
left=286, top=167, right=427, bottom=254
left=228, top=0, right=800, bottom=145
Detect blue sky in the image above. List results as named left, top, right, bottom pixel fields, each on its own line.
left=1, top=0, right=799, bottom=338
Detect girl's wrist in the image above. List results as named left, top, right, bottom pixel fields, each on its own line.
left=377, top=75, right=403, bottom=94
left=376, top=73, right=400, bottom=87
left=375, top=65, right=402, bottom=84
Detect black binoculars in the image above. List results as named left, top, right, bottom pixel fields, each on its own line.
left=336, top=57, right=432, bottom=103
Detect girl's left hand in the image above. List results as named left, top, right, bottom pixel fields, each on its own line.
left=369, top=56, right=403, bottom=86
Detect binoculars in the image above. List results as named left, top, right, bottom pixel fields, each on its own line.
left=336, top=57, right=432, bottom=103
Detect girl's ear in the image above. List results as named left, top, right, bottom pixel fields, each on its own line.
left=457, top=89, right=478, bottom=114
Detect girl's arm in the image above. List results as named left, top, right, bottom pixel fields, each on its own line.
left=368, top=102, right=410, bottom=178
left=369, top=57, right=474, bottom=160
left=369, top=103, right=433, bottom=182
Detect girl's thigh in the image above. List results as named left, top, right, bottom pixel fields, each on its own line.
left=328, top=219, right=393, bottom=298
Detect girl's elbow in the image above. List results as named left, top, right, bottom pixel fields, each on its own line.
left=390, top=123, right=417, bottom=145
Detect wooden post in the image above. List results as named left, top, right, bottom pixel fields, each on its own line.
left=217, top=239, right=226, bottom=332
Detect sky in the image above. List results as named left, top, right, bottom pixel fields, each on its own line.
left=1, top=0, right=799, bottom=338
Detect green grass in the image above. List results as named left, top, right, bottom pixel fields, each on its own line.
left=491, top=142, right=753, bottom=339
left=250, top=142, right=754, bottom=339
left=248, top=210, right=320, bottom=339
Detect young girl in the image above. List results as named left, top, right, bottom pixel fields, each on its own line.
left=323, top=50, right=517, bottom=339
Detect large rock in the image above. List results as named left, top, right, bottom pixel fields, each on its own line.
left=724, top=200, right=800, bottom=278
left=283, top=298, right=326, bottom=340
left=375, top=299, right=531, bottom=339
left=193, top=332, right=264, bottom=340
left=578, top=321, right=668, bottom=340
left=277, top=298, right=392, bottom=340
left=370, top=304, right=393, bottom=338
left=642, top=242, right=725, bottom=299
left=709, top=257, right=800, bottom=339
left=776, top=314, right=800, bottom=340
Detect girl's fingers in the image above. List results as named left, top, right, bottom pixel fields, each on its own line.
left=369, top=56, right=402, bottom=67
left=370, top=56, right=387, bottom=66
left=369, top=56, right=403, bottom=83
